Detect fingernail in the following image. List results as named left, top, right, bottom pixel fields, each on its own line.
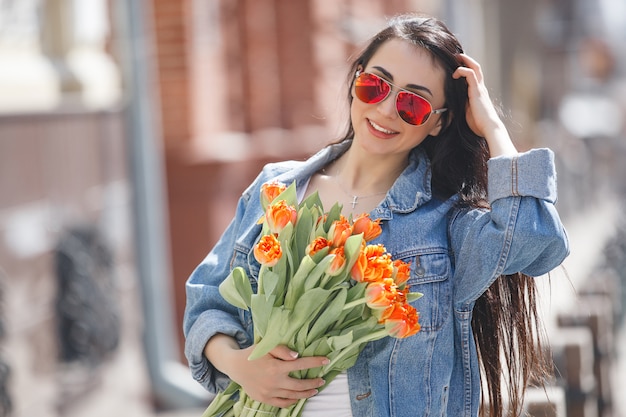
left=321, top=358, right=330, bottom=365
left=290, top=351, right=299, bottom=359
left=318, top=379, right=326, bottom=387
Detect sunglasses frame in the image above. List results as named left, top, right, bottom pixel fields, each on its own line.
left=354, top=70, right=447, bottom=126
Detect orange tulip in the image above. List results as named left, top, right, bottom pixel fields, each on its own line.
left=383, top=302, right=421, bottom=338
left=328, top=216, right=353, bottom=247
left=351, top=244, right=394, bottom=283
left=317, top=213, right=328, bottom=227
left=265, top=200, right=297, bottom=234
left=365, top=252, right=394, bottom=283
left=352, top=213, right=382, bottom=242
left=260, top=180, right=287, bottom=209
left=253, top=234, right=283, bottom=267
left=378, top=288, right=408, bottom=320
left=365, top=277, right=398, bottom=309
left=327, top=247, right=347, bottom=276
left=306, top=236, right=330, bottom=256
left=350, top=250, right=368, bottom=283
left=393, top=259, right=411, bottom=287
left=364, top=244, right=387, bottom=258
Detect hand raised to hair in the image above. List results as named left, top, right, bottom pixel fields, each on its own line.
left=453, top=53, right=517, bottom=157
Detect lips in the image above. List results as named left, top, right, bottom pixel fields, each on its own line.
left=367, top=118, right=399, bottom=137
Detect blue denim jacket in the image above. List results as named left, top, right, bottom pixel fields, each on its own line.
left=183, top=140, right=569, bottom=416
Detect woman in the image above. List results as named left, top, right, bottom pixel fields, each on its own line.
left=183, top=13, right=569, bottom=417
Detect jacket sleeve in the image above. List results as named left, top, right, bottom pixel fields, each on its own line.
left=449, top=148, right=570, bottom=306
left=182, top=191, right=256, bottom=393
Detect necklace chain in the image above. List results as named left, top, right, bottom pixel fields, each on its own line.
left=323, top=167, right=388, bottom=208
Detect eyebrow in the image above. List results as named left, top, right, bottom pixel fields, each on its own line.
left=372, top=66, right=434, bottom=97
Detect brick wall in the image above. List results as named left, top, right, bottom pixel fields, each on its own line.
left=152, top=0, right=419, bottom=357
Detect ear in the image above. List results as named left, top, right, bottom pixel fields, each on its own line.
left=428, top=112, right=451, bottom=137
left=428, top=117, right=444, bottom=137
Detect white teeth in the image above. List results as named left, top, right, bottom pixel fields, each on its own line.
left=369, top=119, right=396, bottom=134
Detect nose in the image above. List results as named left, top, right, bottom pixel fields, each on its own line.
left=376, top=91, right=398, bottom=120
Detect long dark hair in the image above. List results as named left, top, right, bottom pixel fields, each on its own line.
left=338, top=14, right=551, bottom=416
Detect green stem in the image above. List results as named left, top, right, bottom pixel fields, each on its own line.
left=290, top=398, right=307, bottom=417
left=257, top=265, right=269, bottom=296
left=342, top=297, right=367, bottom=310
left=201, top=381, right=240, bottom=417
left=321, top=328, right=388, bottom=376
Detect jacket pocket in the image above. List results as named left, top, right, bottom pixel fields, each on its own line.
left=231, top=242, right=260, bottom=286
left=402, top=250, right=452, bottom=332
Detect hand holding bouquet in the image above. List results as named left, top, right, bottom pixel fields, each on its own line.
left=202, top=181, right=422, bottom=417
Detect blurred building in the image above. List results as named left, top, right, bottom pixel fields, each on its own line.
left=0, top=0, right=624, bottom=416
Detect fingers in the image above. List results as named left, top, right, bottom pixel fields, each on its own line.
left=453, top=53, right=483, bottom=83
left=235, top=345, right=329, bottom=408
left=457, top=53, right=482, bottom=72
left=251, top=365, right=325, bottom=408
left=262, top=384, right=320, bottom=408
left=257, top=382, right=322, bottom=408
left=269, top=345, right=300, bottom=361
left=267, top=345, right=329, bottom=373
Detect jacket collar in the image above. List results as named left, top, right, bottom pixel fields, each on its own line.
left=274, top=139, right=433, bottom=220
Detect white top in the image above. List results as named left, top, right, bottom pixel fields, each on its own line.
left=301, top=372, right=353, bottom=416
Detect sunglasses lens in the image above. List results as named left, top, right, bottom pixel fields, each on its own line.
left=396, top=91, right=433, bottom=125
left=355, top=73, right=390, bottom=104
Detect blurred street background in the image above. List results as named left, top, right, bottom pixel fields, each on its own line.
left=0, top=0, right=625, bottom=416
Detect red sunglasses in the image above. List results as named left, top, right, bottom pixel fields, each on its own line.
left=354, top=71, right=447, bottom=126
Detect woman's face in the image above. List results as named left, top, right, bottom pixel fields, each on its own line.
left=351, top=38, right=447, bottom=157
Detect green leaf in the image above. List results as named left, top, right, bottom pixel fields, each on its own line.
left=249, top=307, right=292, bottom=360
left=276, top=220, right=294, bottom=243
left=288, top=287, right=332, bottom=330
left=321, top=273, right=351, bottom=290
left=301, top=336, right=332, bottom=358
left=346, top=282, right=366, bottom=302
left=283, top=255, right=317, bottom=310
left=201, top=381, right=240, bottom=417
left=259, top=269, right=282, bottom=300
left=327, top=347, right=361, bottom=373
left=303, top=255, right=335, bottom=292
left=310, top=246, right=330, bottom=264
left=293, top=206, right=314, bottom=264
left=324, top=202, right=343, bottom=231
left=343, top=234, right=364, bottom=268
left=306, top=288, right=348, bottom=344
left=406, top=291, right=423, bottom=302
left=342, top=316, right=380, bottom=340
left=218, top=267, right=252, bottom=310
left=250, top=287, right=334, bottom=360
left=293, top=320, right=310, bottom=354
left=250, top=293, right=276, bottom=342
left=297, top=337, right=333, bottom=380
left=276, top=181, right=298, bottom=207
left=300, top=191, right=323, bottom=210
left=327, top=331, right=354, bottom=351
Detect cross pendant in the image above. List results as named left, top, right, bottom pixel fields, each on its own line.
left=351, top=195, right=358, bottom=208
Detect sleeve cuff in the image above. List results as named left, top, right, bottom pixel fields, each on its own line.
left=487, top=148, right=558, bottom=204
left=185, top=310, right=252, bottom=393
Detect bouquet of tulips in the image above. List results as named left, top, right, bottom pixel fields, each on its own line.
left=202, top=180, right=423, bottom=417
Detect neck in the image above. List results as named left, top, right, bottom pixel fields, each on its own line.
left=334, top=148, right=408, bottom=193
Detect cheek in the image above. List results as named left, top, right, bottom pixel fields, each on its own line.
left=350, top=99, right=364, bottom=124
left=403, top=124, right=434, bottom=147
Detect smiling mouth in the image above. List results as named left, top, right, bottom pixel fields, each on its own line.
left=368, top=119, right=398, bottom=135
